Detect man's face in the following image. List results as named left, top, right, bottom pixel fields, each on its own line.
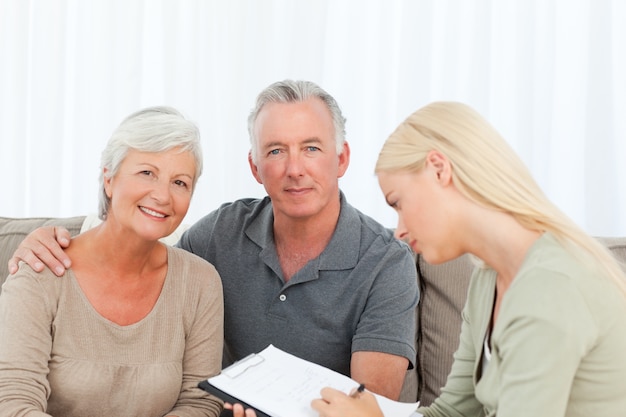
left=249, top=97, right=350, bottom=222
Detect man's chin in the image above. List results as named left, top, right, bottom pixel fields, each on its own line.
left=277, top=204, right=320, bottom=221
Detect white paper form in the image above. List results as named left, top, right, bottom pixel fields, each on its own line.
left=207, top=344, right=421, bottom=417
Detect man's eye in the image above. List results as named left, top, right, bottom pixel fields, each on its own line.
left=306, top=146, right=319, bottom=152
left=269, top=149, right=280, bottom=155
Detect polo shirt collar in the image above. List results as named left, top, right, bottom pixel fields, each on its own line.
left=245, top=191, right=361, bottom=272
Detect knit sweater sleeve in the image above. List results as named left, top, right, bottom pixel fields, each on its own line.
left=166, top=248, right=225, bottom=417
left=0, top=266, right=57, bottom=416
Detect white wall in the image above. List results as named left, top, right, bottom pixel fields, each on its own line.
left=1, top=0, right=625, bottom=236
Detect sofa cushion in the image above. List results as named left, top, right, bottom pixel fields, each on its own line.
left=597, top=237, right=626, bottom=271
left=0, top=216, right=85, bottom=290
left=415, top=253, right=474, bottom=406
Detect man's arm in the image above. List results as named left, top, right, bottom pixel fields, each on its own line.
left=350, top=351, right=409, bottom=400
left=7, top=226, right=72, bottom=276
left=348, top=233, right=419, bottom=401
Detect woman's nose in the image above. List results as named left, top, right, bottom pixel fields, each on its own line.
left=150, top=180, right=172, bottom=204
left=393, top=217, right=408, bottom=241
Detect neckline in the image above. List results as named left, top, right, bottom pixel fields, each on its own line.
left=67, top=246, right=172, bottom=329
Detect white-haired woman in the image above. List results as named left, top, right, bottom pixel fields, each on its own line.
left=312, top=101, right=626, bottom=417
left=0, top=107, right=224, bottom=417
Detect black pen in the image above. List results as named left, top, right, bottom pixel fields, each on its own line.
left=350, top=383, right=366, bottom=398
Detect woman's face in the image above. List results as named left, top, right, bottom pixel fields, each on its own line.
left=103, top=147, right=196, bottom=242
left=377, top=155, right=458, bottom=264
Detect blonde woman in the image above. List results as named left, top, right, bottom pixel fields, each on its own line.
left=312, top=101, right=626, bottom=417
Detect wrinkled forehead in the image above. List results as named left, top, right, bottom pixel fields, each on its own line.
left=254, top=98, right=335, bottom=142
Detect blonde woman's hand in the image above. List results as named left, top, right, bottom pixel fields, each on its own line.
left=311, top=387, right=384, bottom=417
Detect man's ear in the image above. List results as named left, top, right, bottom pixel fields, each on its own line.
left=248, top=151, right=263, bottom=185
left=426, top=150, right=452, bottom=185
left=337, top=141, right=351, bottom=178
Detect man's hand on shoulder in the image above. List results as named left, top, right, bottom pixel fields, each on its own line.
left=8, top=226, right=72, bottom=276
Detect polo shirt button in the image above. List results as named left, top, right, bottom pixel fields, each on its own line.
left=279, top=294, right=287, bottom=301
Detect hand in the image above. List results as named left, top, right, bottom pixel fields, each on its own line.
left=311, top=387, right=383, bottom=417
left=224, top=402, right=258, bottom=417
left=7, top=226, right=72, bottom=276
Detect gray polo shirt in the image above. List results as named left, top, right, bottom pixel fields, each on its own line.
left=177, top=192, right=418, bottom=376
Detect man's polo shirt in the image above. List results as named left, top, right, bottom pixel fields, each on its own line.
left=177, top=192, right=418, bottom=376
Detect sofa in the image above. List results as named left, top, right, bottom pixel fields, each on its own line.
left=2, top=215, right=626, bottom=406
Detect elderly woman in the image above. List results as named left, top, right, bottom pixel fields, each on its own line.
left=312, top=101, right=626, bottom=417
left=0, top=107, right=224, bottom=417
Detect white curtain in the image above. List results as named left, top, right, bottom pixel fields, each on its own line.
left=1, top=0, right=624, bottom=236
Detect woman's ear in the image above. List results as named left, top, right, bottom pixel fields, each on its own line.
left=426, top=150, right=452, bottom=185
left=103, top=168, right=113, bottom=198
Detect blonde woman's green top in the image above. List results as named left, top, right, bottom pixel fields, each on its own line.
left=419, top=233, right=626, bottom=417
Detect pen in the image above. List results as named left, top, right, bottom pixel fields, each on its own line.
left=350, top=383, right=366, bottom=398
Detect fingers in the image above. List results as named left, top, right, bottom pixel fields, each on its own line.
left=320, top=387, right=345, bottom=402
left=55, top=226, right=72, bottom=247
left=311, top=388, right=345, bottom=417
left=312, top=388, right=383, bottom=417
left=226, top=403, right=257, bottom=417
left=310, top=397, right=330, bottom=415
left=7, top=226, right=72, bottom=276
left=231, top=403, right=244, bottom=417
left=7, top=257, right=20, bottom=275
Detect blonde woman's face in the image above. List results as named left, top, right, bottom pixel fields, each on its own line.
left=378, top=162, right=455, bottom=264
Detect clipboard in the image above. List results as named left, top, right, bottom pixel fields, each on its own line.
left=197, top=345, right=421, bottom=417
left=198, top=350, right=272, bottom=417
left=196, top=345, right=353, bottom=417
left=198, top=379, right=271, bottom=417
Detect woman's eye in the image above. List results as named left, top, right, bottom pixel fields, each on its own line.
left=140, top=170, right=153, bottom=176
left=174, top=179, right=188, bottom=188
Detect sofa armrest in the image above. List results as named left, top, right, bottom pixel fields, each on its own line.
left=0, top=216, right=86, bottom=290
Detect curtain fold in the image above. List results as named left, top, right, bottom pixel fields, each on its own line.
left=1, top=0, right=624, bottom=236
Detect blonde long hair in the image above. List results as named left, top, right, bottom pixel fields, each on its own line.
left=376, top=101, right=626, bottom=295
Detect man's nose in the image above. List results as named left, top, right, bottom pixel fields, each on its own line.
left=285, top=152, right=305, bottom=177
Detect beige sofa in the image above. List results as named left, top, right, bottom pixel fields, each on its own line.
left=1, top=215, right=625, bottom=405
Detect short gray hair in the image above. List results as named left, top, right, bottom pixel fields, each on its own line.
left=98, top=106, right=203, bottom=220
left=247, top=80, right=346, bottom=163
